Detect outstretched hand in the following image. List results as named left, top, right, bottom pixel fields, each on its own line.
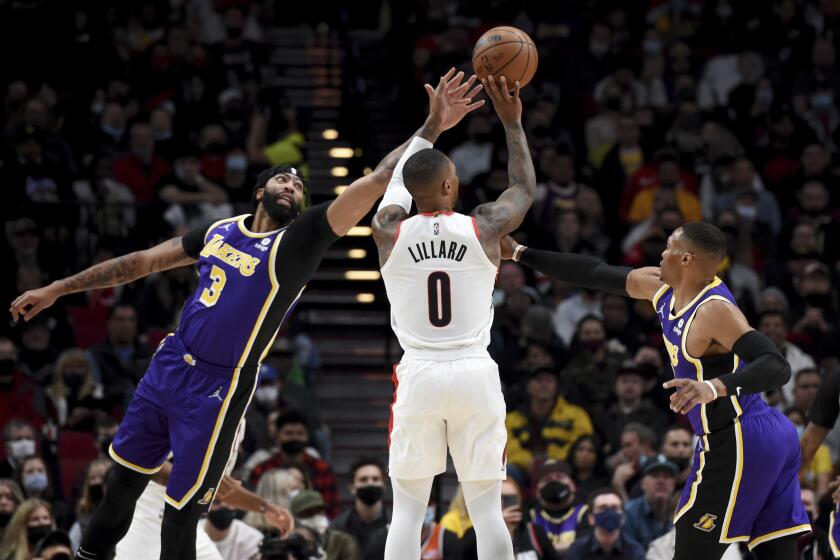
left=10, top=284, right=60, bottom=323
left=425, top=68, right=485, bottom=132
left=482, top=75, right=522, bottom=124
left=500, top=235, right=518, bottom=260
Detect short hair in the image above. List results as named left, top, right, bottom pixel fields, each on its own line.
left=349, top=456, right=385, bottom=482
left=586, top=487, right=623, bottom=512
left=108, top=303, right=136, bottom=319
left=795, top=368, right=820, bottom=382
left=662, top=424, right=693, bottom=440
left=275, top=410, right=309, bottom=431
left=680, top=222, right=727, bottom=260
left=402, top=149, right=451, bottom=194
left=758, top=310, right=787, bottom=326
left=3, top=419, right=34, bottom=441
left=622, top=422, right=658, bottom=449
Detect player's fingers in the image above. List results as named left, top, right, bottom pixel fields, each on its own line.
left=450, top=75, right=477, bottom=98
left=445, top=70, right=465, bottom=91
left=663, top=378, right=688, bottom=389
left=465, top=83, right=483, bottom=100
left=499, top=76, right=509, bottom=99
left=442, top=67, right=456, bottom=83
left=23, top=302, right=46, bottom=322
left=513, top=80, right=521, bottom=98
left=483, top=76, right=498, bottom=99
left=464, top=100, right=485, bottom=113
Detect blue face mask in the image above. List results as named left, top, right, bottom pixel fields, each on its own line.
left=24, top=472, right=49, bottom=493
left=424, top=506, right=435, bottom=528
left=594, top=509, right=622, bottom=532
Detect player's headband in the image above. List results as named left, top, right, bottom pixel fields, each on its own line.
left=273, top=165, right=307, bottom=189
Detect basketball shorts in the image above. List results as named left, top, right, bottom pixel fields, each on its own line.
left=387, top=352, right=507, bottom=482
left=110, top=333, right=258, bottom=511
left=674, top=407, right=810, bottom=558
left=830, top=505, right=840, bottom=558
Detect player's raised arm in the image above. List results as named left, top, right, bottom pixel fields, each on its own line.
left=328, top=69, right=483, bottom=238
left=500, top=235, right=664, bottom=301
left=10, top=235, right=198, bottom=322
left=371, top=69, right=484, bottom=263
left=472, top=75, right=535, bottom=240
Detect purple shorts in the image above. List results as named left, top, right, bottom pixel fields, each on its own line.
left=675, top=407, right=810, bottom=552
left=110, top=334, right=258, bottom=510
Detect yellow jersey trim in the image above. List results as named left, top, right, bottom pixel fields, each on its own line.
left=669, top=276, right=722, bottom=319
left=109, top=444, right=164, bottom=475
left=830, top=511, right=840, bottom=557
left=747, top=524, right=812, bottom=550
left=166, top=230, right=284, bottom=509
left=236, top=215, right=284, bottom=238
left=203, top=216, right=243, bottom=244
left=674, top=434, right=709, bottom=523
left=651, top=283, right=670, bottom=310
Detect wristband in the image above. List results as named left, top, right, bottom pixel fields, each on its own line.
left=703, top=380, right=718, bottom=400
left=512, top=245, right=526, bottom=262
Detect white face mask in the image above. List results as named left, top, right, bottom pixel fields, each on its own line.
left=300, top=514, right=329, bottom=534
left=255, top=385, right=279, bottom=406
left=8, top=438, right=35, bottom=460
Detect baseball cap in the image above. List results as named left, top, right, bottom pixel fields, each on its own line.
left=803, top=262, right=830, bottom=278
left=527, top=366, right=558, bottom=381
left=535, top=459, right=572, bottom=482
left=615, top=360, right=642, bottom=378
left=35, top=530, right=72, bottom=555
left=642, top=454, right=678, bottom=477
left=290, top=490, right=325, bottom=517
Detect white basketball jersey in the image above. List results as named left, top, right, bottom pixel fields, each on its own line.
left=381, top=211, right=497, bottom=351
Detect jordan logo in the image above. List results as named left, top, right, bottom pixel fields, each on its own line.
left=693, top=513, right=717, bottom=532
left=219, top=223, right=233, bottom=231
left=657, top=303, right=666, bottom=318
left=209, top=386, right=224, bottom=402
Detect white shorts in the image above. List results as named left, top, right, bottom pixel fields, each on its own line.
left=388, top=353, right=507, bottom=481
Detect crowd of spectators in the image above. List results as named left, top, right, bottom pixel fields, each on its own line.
left=1, top=0, right=840, bottom=559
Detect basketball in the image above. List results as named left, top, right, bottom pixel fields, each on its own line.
left=472, top=26, right=538, bottom=88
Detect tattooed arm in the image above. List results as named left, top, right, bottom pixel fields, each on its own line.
left=472, top=75, right=536, bottom=263
left=9, top=237, right=196, bottom=322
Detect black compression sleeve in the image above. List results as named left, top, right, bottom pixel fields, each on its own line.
left=810, top=369, right=840, bottom=428
left=717, top=330, right=792, bottom=396
left=518, top=248, right=631, bottom=296
left=181, top=218, right=218, bottom=259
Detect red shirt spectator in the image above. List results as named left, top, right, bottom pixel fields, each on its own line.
left=0, top=338, right=46, bottom=435
left=111, top=123, right=172, bottom=204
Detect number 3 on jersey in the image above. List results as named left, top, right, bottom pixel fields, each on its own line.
left=199, top=265, right=227, bottom=307
left=427, top=271, right=451, bottom=327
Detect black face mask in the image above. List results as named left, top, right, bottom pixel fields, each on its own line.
left=207, top=507, right=235, bottom=530
left=0, top=511, right=11, bottom=528
left=88, top=483, right=104, bottom=505
left=226, top=26, right=243, bottom=39
left=355, top=485, right=384, bottom=506
left=64, top=373, right=85, bottom=389
left=281, top=440, right=307, bottom=456
left=0, top=358, right=16, bottom=376
left=48, top=554, right=71, bottom=560
left=262, top=190, right=301, bottom=226
left=539, top=481, right=572, bottom=506
left=805, top=293, right=830, bottom=310
left=27, top=524, right=52, bottom=546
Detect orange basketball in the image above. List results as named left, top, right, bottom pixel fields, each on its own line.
left=472, top=26, right=538, bottom=88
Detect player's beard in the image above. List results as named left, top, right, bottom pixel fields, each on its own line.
left=263, top=193, right=301, bottom=227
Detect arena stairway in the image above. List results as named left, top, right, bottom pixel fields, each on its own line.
left=265, top=26, right=459, bottom=507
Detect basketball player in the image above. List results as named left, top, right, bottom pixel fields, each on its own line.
left=502, top=223, right=810, bottom=560
left=116, top=422, right=290, bottom=560
left=9, top=70, right=478, bottom=560
left=800, top=367, right=840, bottom=557
left=372, top=74, right=534, bottom=560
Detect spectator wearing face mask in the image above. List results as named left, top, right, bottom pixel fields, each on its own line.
left=0, top=339, right=47, bottom=433
left=44, top=349, right=104, bottom=427
left=201, top=499, right=264, bottom=560
left=0, top=420, right=38, bottom=480
left=659, top=426, right=694, bottom=491
left=67, top=459, right=110, bottom=551
left=331, top=458, right=390, bottom=552
left=364, top=490, right=459, bottom=560
left=0, top=498, right=55, bottom=560
left=460, top=477, right=559, bottom=559
left=33, top=529, right=73, bottom=560
left=248, top=411, right=338, bottom=517
left=14, top=457, right=69, bottom=529
left=0, top=480, right=23, bottom=541
left=290, top=490, right=358, bottom=560
left=566, top=488, right=645, bottom=560
left=529, top=460, right=588, bottom=554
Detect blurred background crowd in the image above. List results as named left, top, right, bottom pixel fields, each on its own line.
left=1, top=0, right=840, bottom=559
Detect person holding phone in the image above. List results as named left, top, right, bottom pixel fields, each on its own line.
left=460, top=478, right=560, bottom=559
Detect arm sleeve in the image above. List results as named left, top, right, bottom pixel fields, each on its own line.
left=809, top=369, right=840, bottom=429
left=181, top=218, right=219, bottom=259
left=377, top=136, right=433, bottom=212
left=518, top=248, right=631, bottom=296
left=717, top=330, right=792, bottom=396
